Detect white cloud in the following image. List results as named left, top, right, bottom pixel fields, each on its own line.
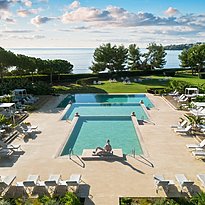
left=23, top=0, right=32, bottom=7
left=164, top=7, right=180, bottom=17
left=61, top=7, right=111, bottom=24
left=31, top=15, right=54, bottom=26
left=69, top=1, right=80, bottom=10
left=17, top=8, right=41, bottom=17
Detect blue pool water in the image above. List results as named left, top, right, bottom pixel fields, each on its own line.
left=61, top=116, right=142, bottom=156
left=62, top=103, right=148, bottom=120
left=58, top=94, right=154, bottom=108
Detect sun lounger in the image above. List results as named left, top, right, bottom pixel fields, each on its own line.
left=0, top=140, right=21, bottom=151
left=186, top=139, right=205, bottom=149
left=171, top=120, right=187, bottom=129
left=66, top=174, right=81, bottom=192
left=45, top=174, right=61, bottom=194
left=197, top=174, right=205, bottom=188
left=153, top=175, right=174, bottom=193
left=0, top=175, right=16, bottom=196
left=175, top=174, right=194, bottom=193
left=178, top=97, right=188, bottom=103
left=0, top=148, right=14, bottom=158
left=190, top=107, right=204, bottom=115
left=174, top=94, right=185, bottom=101
left=169, top=90, right=179, bottom=96
left=21, top=123, right=38, bottom=131
left=192, top=150, right=205, bottom=158
left=175, top=125, right=192, bottom=134
left=22, top=175, right=40, bottom=195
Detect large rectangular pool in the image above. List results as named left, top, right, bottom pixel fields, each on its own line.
left=61, top=116, right=143, bottom=156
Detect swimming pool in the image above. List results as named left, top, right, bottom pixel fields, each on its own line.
left=62, top=103, right=148, bottom=120
left=58, top=94, right=154, bottom=108
left=61, top=116, right=143, bottom=156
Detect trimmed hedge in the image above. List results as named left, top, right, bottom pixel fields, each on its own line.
left=76, top=77, right=99, bottom=85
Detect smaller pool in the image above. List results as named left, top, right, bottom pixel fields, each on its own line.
left=62, top=103, right=148, bottom=120
left=61, top=116, right=143, bottom=156
left=58, top=94, right=154, bottom=108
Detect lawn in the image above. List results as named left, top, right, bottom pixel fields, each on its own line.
left=52, top=73, right=205, bottom=94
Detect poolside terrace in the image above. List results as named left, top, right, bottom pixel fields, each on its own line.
left=0, top=94, right=205, bottom=205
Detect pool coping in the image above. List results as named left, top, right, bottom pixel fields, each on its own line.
left=131, top=115, right=149, bottom=158
left=55, top=115, right=79, bottom=158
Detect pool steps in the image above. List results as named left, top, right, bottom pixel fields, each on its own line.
left=81, top=149, right=124, bottom=160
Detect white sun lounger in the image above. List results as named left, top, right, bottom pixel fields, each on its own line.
left=45, top=174, right=61, bottom=194
left=0, top=175, right=16, bottom=196
left=192, top=150, right=205, bottom=158
left=171, top=120, right=187, bottom=129
left=175, top=125, right=192, bottom=134
left=197, top=174, right=205, bottom=188
left=153, top=175, right=174, bottom=193
left=186, top=139, right=205, bottom=149
left=0, top=140, right=21, bottom=151
left=175, top=174, right=194, bottom=193
left=66, top=174, right=81, bottom=192
left=169, top=90, right=179, bottom=96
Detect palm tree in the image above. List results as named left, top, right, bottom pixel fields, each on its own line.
left=184, top=114, right=204, bottom=131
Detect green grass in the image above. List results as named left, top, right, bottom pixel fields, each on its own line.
left=52, top=73, right=205, bottom=94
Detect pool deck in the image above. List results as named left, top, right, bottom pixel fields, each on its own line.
left=1, top=93, right=205, bottom=204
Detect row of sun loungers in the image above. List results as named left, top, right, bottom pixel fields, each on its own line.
left=153, top=173, right=205, bottom=194
left=0, top=174, right=81, bottom=197
left=0, top=122, right=40, bottom=159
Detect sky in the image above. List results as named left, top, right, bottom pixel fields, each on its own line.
left=0, top=0, right=205, bottom=48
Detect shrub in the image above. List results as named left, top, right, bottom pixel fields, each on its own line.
left=163, top=71, right=176, bottom=77
left=59, top=192, right=81, bottom=205
left=0, top=199, right=11, bottom=205
left=199, top=72, right=205, bottom=79
left=76, top=77, right=98, bottom=86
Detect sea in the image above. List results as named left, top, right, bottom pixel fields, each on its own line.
left=9, top=48, right=182, bottom=74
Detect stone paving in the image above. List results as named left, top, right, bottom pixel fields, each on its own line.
left=0, top=93, right=205, bottom=205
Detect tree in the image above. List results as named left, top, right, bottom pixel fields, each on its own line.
left=90, top=43, right=128, bottom=73
left=188, top=44, right=205, bottom=77
left=0, top=47, right=17, bottom=83
left=51, top=59, right=73, bottom=81
left=128, top=44, right=141, bottom=70
left=142, top=43, right=167, bottom=70
left=179, top=44, right=205, bottom=77
left=39, top=59, right=73, bottom=84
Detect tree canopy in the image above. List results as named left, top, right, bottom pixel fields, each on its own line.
left=0, top=47, right=73, bottom=83
left=90, top=43, right=167, bottom=73
left=179, top=44, right=205, bottom=76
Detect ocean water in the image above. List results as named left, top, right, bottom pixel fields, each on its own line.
left=9, top=48, right=182, bottom=74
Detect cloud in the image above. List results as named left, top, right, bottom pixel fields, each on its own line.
left=164, top=7, right=180, bottom=17
left=3, top=29, right=33, bottom=33
left=31, top=15, right=54, bottom=26
left=17, top=8, right=41, bottom=17
left=23, top=0, right=32, bottom=7
left=38, top=0, right=48, bottom=2
left=61, top=7, right=111, bottom=23
left=9, top=34, right=45, bottom=40
left=5, top=17, right=15, bottom=23
left=69, top=1, right=80, bottom=10
left=0, top=0, right=10, bottom=10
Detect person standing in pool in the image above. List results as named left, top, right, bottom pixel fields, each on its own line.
left=93, top=139, right=112, bottom=155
